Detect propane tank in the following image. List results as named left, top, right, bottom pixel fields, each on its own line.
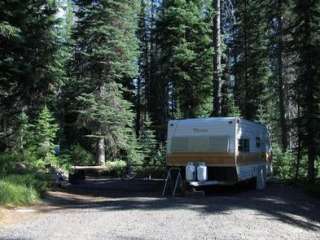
left=186, top=162, right=196, bottom=182
left=197, top=163, right=207, bottom=182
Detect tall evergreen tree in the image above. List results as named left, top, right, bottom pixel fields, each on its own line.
left=0, top=0, right=60, bottom=118
left=274, top=0, right=288, bottom=151
left=291, top=0, right=320, bottom=182
left=212, top=0, right=223, bottom=116
left=155, top=0, right=213, bottom=122
left=55, top=0, right=74, bottom=147
left=267, top=0, right=293, bottom=152
left=0, top=0, right=61, bottom=152
left=70, top=0, right=140, bottom=165
left=136, top=0, right=150, bottom=137
left=34, top=106, right=59, bottom=164
left=138, top=115, right=157, bottom=165
left=232, top=0, right=271, bottom=120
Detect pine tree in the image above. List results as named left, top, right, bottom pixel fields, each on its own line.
left=0, top=0, right=62, bottom=155
left=71, top=0, right=140, bottom=165
left=146, top=0, right=158, bottom=116
left=274, top=0, right=288, bottom=151
left=267, top=0, right=293, bottom=152
left=139, top=115, right=157, bottom=166
left=0, top=0, right=60, bottom=117
left=232, top=0, right=271, bottom=120
left=136, top=0, right=151, bottom=137
left=291, top=0, right=320, bottom=182
left=15, top=112, right=33, bottom=152
left=155, top=0, right=213, bottom=121
left=56, top=0, right=75, bottom=149
left=212, top=0, right=223, bottom=116
left=76, top=83, right=137, bottom=164
left=34, top=106, right=59, bottom=164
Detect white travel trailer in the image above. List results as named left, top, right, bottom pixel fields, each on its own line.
left=166, top=117, right=272, bottom=190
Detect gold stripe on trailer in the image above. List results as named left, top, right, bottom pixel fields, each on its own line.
left=167, top=152, right=236, bottom=167
left=167, top=152, right=269, bottom=167
left=236, top=152, right=267, bottom=166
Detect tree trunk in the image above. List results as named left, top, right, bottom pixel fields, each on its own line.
left=277, top=0, right=288, bottom=152
left=243, top=0, right=248, bottom=119
left=95, top=81, right=106, bottom=166
left=301, top=2, right=316, bottom=183
left=136, top=75, right=141, bottom=137
left=147, top=0, right=156, bottom=115
left=136, top=0, right=145, bottom=137
left=295, top=104, right=302, bottom=181
left=97, top=138, right=105, bottom=166
left=307, top=144, right=316, bottom=182
left=213, top=0, right=222, bottom=116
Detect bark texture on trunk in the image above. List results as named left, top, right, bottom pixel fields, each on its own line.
left=277, top=0, right=288, bottom=152
left=243, top=0, right=248, bottom=119
left=213, top=0, right=222, bottom=116
left=136, top=75, right=141, bottom=137
left=97, top=138, right=106, bottom=166
left=301, top=1, right=316, bottom=183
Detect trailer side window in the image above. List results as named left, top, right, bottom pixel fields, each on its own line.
left=256, top=137, right=261, bottom=148
left=238, top=138, right=250, bottom=152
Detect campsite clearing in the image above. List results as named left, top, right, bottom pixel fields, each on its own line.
left=0, top=179, right=319, bottom=240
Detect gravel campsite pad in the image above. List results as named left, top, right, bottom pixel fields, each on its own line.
left=0, top=179, right=319, bottom=240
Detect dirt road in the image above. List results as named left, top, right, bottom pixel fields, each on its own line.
left=0, top=179, right=319, bottom=240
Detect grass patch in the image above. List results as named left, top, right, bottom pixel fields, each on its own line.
left=0, top=174, right=49, bottom=207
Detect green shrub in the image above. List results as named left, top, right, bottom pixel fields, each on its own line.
left=152, top=144, right=166, bottom=166
left=20, top=148, right=41, bottom=166
left=0, top=181, right=39, bottom=206
left=272, top=144, right=295, bottom=180
left=58, top=151, right=73, bottom=171
left=105, top=160, right=127, bottom=177
left=0, top=174, right=48, bottom=206
left=4, top=174, right=48, bottom=193
left=0, top=153, right=17, bottom=175
left=70, top=144, right=95, bottom=166
left=0, top=150, right=48, bottom=175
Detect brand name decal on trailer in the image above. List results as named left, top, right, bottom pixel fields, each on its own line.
left=193, top=128, right=209, bottom=133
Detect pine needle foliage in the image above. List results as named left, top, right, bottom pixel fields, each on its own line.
left=71, top=0, right=140, bottom=164
left=76, top=82, right=137, bottom=161
left=33, top=106, right=59, bottom=165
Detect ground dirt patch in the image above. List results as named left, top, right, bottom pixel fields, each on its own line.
left=0, top=179, right=319, bottom=240
left=0, top=207, right=38, bottom=226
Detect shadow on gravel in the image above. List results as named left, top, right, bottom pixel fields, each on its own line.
left=43, top=178, right=320, bottom=232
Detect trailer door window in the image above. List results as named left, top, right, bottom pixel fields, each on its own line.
left=238, top=138, right=250, bottom=152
